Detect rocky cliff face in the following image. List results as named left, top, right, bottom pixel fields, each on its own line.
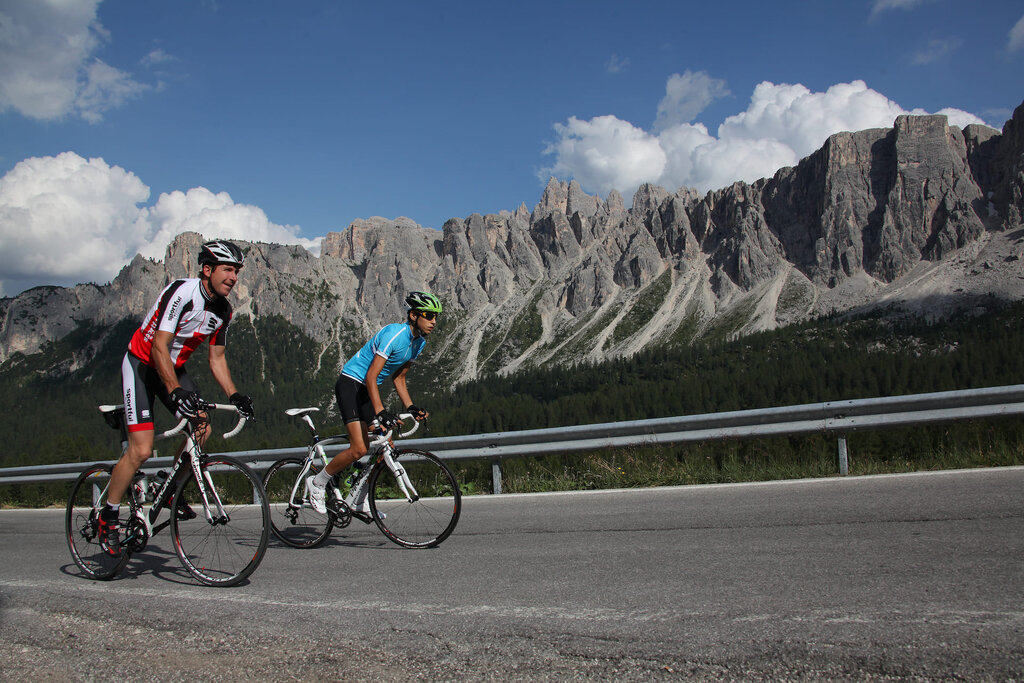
left=2, top=103, right=1023, bottom=385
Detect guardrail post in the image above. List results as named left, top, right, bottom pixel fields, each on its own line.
left=492, top=460, right=502, bottom=495
left=837, top=437, right=849, bottom=476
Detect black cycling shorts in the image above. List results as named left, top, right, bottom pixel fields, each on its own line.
left=121, top=352, right=201, bottom=432
left=335, top=374, right=376, bottom=425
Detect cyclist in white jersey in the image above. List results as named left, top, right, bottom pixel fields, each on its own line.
left=97, top=241, right=255, bottom=553
left=306, top=291, right=442, bottom=515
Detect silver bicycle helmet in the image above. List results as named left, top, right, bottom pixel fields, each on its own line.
left=198, top=241, right=244, bottom=268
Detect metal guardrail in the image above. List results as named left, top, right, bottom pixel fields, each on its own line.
left=3, top=385, right=1024, bottom=493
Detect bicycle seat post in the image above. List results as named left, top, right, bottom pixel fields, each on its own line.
left=302, top=414, right=320, bottom=441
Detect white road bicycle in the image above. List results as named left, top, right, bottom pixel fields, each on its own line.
left=66, top=402, right=270, bottom=587
left=262, top=408, right=461, bottom=549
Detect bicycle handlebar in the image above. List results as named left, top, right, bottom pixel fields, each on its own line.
left=158, top=419, right=189, bottom=439
left=374, top=412, right=420, bottom=443
left=215, top=404, right=249, bottom=439
left=98, top=402, right=248, bottom=440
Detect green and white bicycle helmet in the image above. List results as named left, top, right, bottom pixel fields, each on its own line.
left=405, top=291, right=442, bottom=314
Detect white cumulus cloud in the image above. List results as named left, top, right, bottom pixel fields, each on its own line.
left=0, top=152, right=318, bottom=296
left=717, top=81, right=908, bottom=159
left=543, top=116, right=667, bottom=198
left=0, top=0, right=147, bottom=122
left=0, top=152, right=149, bottom=295
left=541, top=77, right=987, bottom=204
left=137, top=187, right=318, bottom=260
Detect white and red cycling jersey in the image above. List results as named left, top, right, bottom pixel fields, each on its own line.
left=128, top=278, right=232, bottom=368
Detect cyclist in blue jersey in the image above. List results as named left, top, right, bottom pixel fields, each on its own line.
left=306, top=291, right=442, bottom=516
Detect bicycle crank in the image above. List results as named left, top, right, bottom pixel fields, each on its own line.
left=326, top=498, right=353, bottom=528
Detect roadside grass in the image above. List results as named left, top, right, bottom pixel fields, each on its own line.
left=448, top=421, right=1024, bottom=494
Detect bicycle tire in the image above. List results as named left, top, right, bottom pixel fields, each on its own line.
left=263, top=457, right=334, bottom=548
left=171, top=456, right=270, bottom=587
left=65, top=465, right=132, bottom=580
left=368, top=449, right=461, bottom=548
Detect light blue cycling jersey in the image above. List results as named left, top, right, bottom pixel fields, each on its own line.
left=341, top=322, right=426, bottom=386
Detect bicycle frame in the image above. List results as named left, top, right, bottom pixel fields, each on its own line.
left=266, top=407, right=460, bottom=550
left=70, top=401, right=269, bottom=586
left=99, top=402, right=247, bottom=545
left=283, top=408, right=420, bottom=513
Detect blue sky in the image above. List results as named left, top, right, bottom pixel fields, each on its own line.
left=1, top=0, right=1022, bottom=296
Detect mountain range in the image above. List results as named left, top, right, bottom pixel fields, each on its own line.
left=2, top=100, right=1023, bottom=387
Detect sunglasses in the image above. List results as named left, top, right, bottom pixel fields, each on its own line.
left=417, top=311, right=438, bottom=321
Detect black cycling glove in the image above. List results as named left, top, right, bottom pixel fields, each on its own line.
left=375, top=409, right=401, bottom=431
left=405, top=404, right=428, bottom=422
left=170, top=388, right=203, bottom=419
left=230, top=392, right=255, bottom=419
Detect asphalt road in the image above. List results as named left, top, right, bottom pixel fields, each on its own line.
left=1, top=467, right=1022, bottom=681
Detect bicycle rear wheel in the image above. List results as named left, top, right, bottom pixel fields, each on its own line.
left=65, top=465, right=131, bottom=580
left=263, top=457, right=334, bottom=548
left=171, top=456, right=270, bottom=587
left=368, top=449, right=461, bottom=548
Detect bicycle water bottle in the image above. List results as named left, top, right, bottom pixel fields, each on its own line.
left=147, top=470, right=169, bottom=502
left=345, top=461, right=365, bottom=487
left=132, top=474, right=149, bottom=503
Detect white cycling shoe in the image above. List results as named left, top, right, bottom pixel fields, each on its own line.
left=305, top=476, right=328, bottom=514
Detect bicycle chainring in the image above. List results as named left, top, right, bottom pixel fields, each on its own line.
left=124, top=513, right=150, bottom=552
left=327, top=498, right=353, bottom=528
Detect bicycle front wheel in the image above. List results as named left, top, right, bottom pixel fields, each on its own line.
left=368, top=449, right=461, bottom=548
left=65, top=465, right=131, bottom=580
left=171, top=456, right=270, bottom=587
left=263, top=457, right=334, bottom=548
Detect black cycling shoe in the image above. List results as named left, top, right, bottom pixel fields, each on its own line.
left=97, top=507, right=121, bottom=555
left=175, top=499, right=197, bottom=521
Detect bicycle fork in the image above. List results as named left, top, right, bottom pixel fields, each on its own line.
left=188, top=448, right=229, bottom=525
left=381, top=449, right=419, bottom=502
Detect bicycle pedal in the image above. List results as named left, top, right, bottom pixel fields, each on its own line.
left=350, top=510, right=375, bottom=524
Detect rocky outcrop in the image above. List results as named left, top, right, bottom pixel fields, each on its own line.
left=2, top=103, right=1023, bottom=382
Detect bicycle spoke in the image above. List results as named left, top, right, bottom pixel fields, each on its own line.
left=369, top=449, right=461, bottom=548
left=65, top=465, right=131, bottom=580
left=263, top=457, right=334, bottom=548
left=171, top=457, right=269, bottom=586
